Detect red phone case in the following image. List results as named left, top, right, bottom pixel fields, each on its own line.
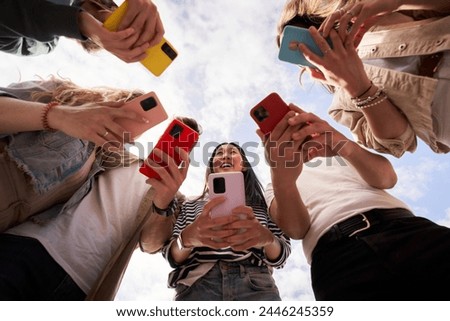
left=139, top=119, right=199, bottom=179
left=115, top=92, right=168, bottom=140
left=250, top=92, right=290, bottom=135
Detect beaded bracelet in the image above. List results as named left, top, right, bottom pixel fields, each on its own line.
left=41, top=101, right=59, bottom=131
left=352, top=87, right=383, bottom=107
left=355, top=94, right=388, bottom=109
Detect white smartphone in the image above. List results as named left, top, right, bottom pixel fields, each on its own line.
left=208, top=172, right=246, bottom=218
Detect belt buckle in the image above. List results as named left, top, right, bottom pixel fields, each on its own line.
left=348, top=213, right=371, bottom=237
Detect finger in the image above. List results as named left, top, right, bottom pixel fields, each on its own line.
left=201, top=197, right=226, bottom=217
left=147, top=15, right=165, bottom=47
left=117, top=3, right=140, bottom=31
left=269, top=110, right=296, bottom=142
left=133, top=12, right=156, bottom=47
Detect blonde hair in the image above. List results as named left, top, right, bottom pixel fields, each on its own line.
left=31, top=76, right=143, bottom=106
left=277, top=0, right=352, bottom=47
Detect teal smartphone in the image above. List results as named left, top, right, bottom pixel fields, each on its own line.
left=278, top=25, right=332, bottom=67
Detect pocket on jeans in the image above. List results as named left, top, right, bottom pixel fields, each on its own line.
left=245, top=268, right=276, bottom=291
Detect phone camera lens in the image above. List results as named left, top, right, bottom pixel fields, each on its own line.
left=213, top=177, right=226, bottom=194
left=140, top=96, right=157, bottom=111
left=253, top=106, right=269, bottom=122
left=169, top=124, right=183, bottom=138
left=162, top=42, right=178, bottom=60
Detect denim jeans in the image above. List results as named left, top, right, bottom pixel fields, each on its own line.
left=311, top=215, right=450, bottom=300
left=0, top=234, right=86, bottom=300
left=174, top=260, right=281, bottom=301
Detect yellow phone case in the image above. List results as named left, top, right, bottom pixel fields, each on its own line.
left=103, top=1, right=178, bottom=76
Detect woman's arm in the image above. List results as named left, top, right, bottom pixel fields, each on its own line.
left=301, top=28, right=410, bottom=141
left=0, top=96, right=144, bottom=146
left=288, top=105, right=397, bottom=189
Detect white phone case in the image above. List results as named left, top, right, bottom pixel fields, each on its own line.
left=208, top=172, right=245, bottom=218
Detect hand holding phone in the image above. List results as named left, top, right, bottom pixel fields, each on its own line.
left=103, top=1, right=178, bottom=76
left=278, top=25, right=332, bottom=67
left=115, top=92, right=168, bottom=140
left=208, top=172, right=245, bottom=219
left=139, top=119, right=199, bottom=179
left=250, top=92, right=290, bottom=135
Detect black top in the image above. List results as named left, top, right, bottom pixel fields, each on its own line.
left=0, top=0, right=84, bottom=56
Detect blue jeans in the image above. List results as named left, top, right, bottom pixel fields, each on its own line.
left=0, top=234, right=86, bottom=300
left=311, top=214, right=450, bottom=300
left=174, top=260, right=281, bottom=301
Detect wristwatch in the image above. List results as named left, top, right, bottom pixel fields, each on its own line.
left=176, top=231, right=191, bottom=251
left=152, top=198, right=178, bottom=217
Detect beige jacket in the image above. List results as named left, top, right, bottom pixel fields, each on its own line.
left=86, top=188, right=183, bottom=300
left=329, top=15, right=450, bottom=157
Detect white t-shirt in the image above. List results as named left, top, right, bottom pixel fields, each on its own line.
left=265, top=157, right=410, bottom=264
left=7, top=162, right=150, bottom=294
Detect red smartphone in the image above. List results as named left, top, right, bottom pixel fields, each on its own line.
left=250, top=93, right=290, bottom=135
left=116, top=92, right=168, bottom=140
left=139, top=119, right=199, bottom=179
left=208, top=172, right=246, bottom=218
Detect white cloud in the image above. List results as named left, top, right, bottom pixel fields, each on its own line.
left=437, top=209, right=450, bottom=228
left=391, top=157, right=448, bottom=202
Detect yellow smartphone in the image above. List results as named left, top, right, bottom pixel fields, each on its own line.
left=103, top=1, right=178, bottom=76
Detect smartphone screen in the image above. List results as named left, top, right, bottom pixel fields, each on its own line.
left=139, top=119, right=199, bottom=179
left=250, top=92, right=290, bottom=135
left=278, top=25, right=332, bottom=67
left=208, top=172, right=245, bottom=218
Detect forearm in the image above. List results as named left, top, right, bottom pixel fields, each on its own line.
left=263, top=236, right=282, bottom=261
left=346, top=83, right=410, bottom=140
left=140, top=213, right=174, bottom=254
left=0, top=97, right=47, bottom=133
left=340, top=140, right=397, bottom=189
left=397, top=0, right=450, bottom=12
left=169, top=231, right=192, bottom=264
left=269, top=179, right=310, bottom=239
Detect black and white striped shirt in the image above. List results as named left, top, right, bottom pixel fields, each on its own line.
left=161, top=197, right=291, bottom=288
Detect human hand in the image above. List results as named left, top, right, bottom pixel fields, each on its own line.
left=287, top=104, right=352, bottom=160
left=48, top=102, right=148, bottom=147
left=299, top=27, right=372, bottom=97
left=181, top=197, right=243, bottom=249
left=222, top=206, right=276, bottom=252
left=117, top=0, right=165, bottom=48
left=257, top=108, right=304, bottom=185
left=79, top=11, right=149, bottom=62
left=319, top=0, right=397, bottom=47
left=145, top=147, right=190, bottom=208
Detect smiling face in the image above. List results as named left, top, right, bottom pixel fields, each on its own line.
left=211, top=143, right=245, bottom=174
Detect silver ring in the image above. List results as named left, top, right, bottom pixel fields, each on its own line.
left=103, top=131, right=109, bottom=137
left=323, top=49, right=331, bottom=55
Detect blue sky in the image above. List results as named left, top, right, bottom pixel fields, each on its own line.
left=1, top=0, right=449, bottom=301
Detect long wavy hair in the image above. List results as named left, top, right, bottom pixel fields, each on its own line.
left=31, top=76, right=143, bottom=106
left=197, top=142, right=266, bottom=206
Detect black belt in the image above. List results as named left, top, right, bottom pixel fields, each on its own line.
left=317, top=208, right=414, bottom=245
